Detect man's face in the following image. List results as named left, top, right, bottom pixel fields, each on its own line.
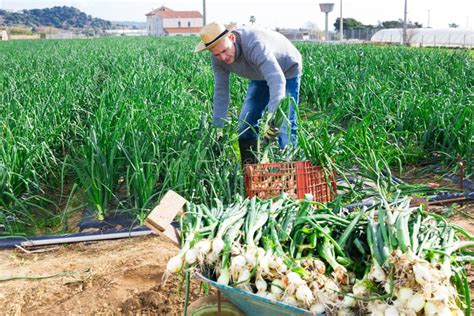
left=210, top=34, right=236, bottom=64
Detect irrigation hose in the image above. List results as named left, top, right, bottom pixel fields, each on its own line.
left=0, top=268, right=91, bottom=282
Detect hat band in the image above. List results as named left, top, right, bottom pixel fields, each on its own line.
left=204, top=29, right=229, bottom=47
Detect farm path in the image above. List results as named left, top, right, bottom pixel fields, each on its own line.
left=0, top=235, right=206, bottom=315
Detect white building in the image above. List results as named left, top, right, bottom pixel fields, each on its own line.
left=104, top=29, right=148, bottom=37
left=1, top=30, right=8, bottom=41
left=146, top=6, right=203, bottom=36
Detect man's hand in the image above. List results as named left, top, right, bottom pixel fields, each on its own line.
left=215, top=128, right=224, bottom=142
left=263, top=112, right=279, bottom=142
left=211, top=128, right=225, bottom=157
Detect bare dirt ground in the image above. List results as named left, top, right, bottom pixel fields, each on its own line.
left=0, top=235, right=205, bottom=315
left=0, top=175, right=472, bottom=315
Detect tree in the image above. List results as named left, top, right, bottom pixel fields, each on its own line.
left=334, top=17, right=365, bottom=31
left=302, top=21, right=321, bottom=39
left=448, top=23, right=459, bottom=28
left=378, top=19, right=422, bottom=29
left=249, top=16, right=256, bottom=25
left=379, top=20, right=403, bottom=28
left=0, top=6, right=113, bottom=30
left=303, top=21, right=319, bottom=31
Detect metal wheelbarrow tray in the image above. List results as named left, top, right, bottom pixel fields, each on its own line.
left=195, top=272, right=321, bottom=316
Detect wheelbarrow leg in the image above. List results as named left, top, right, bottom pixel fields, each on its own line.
left=186, top=293, right=244, bottom=315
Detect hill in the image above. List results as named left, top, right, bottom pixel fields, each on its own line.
left=0, top=6, right=112, bottom=30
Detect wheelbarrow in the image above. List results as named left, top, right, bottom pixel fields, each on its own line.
left=190, top=272, right=316, bottom=316
left=144, top=191, right=320, bottom=315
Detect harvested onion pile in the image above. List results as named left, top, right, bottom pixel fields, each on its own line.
left=166, top=193, right=473, bottom=314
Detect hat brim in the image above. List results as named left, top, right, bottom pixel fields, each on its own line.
left=194, top=41, right=208, bottom=53
left=193, top=31, right=231, bottom=53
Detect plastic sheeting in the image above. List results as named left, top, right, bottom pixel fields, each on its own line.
left=371, top=28, right=474, bottom=48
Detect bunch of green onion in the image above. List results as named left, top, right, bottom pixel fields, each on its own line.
left=166, top=192, right=473, bottom=314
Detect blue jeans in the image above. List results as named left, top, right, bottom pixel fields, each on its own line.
left=237, top=76, right=300, bottom=148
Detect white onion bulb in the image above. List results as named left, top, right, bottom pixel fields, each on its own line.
left=413, top=262, right=431, bottom=286
left=166, top=254, right=184, bottom=273
left=406, top=293, right=425, bottom=312
left=296, top=285, right=314, bottom=307
left=217, top=268, right=230, bottom=285
left=196, top=239, right=211, bottom=254
left=184, top=248, right=197, bottom=265
left=237, top=268, right=251, bottom=284
left=266, top=293, right=277, bottom=301
left=282, top=295, right=298, bottom=307
left=310, top=303, right=326, bottom=313
left=211, top=238, right=225, bottom=255
left=342, top=295, right=355, bottom=307
left=271, top=279, right=285, bottom=297
left=369, top=261, right=387, bottom=283
left=423, top=301, right=437, bottom=316
left=255, top=276, right=267, bottom=293
left=397, top=287, right=413, bottom=304
left=384, top=306, right=399, bottom=316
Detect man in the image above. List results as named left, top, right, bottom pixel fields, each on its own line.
left=195, top=21, right=302, bottom=165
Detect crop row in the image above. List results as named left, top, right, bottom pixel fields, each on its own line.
left=0, top=37, right=472, bottom=234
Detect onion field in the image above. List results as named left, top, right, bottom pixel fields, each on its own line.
left=0, top=37, right=472, bottom=237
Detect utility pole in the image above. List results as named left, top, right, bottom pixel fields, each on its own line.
left=339, top=0, right=343, bottom=40
left=203, top=0, right=207, bottom=26
left=427, top=9, right=430, bottom=28
left=403, top=0, right=408, bottom=45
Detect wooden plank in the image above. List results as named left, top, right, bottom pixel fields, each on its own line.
left=156, top=223, right=181, bottom=247
left=145, top=190, right=187, bottom=232
left=144, top=190, right=187, bottom=248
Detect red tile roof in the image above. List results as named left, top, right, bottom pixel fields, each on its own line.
left=164, top=27, right=202, bottom=34
left=146, top=6, right=203, bottom=18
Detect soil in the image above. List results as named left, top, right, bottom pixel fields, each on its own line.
left=1, top=175, right=473, bottom=315
left=0, top=235, right=209, bottom=315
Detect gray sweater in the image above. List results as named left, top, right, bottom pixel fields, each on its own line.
left=211, top=26, right=302, bottom=127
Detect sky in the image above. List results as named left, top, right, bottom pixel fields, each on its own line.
left=1, top=0, right=473, bottom=30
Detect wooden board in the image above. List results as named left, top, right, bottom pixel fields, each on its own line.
left=153, top=222, right=181, bottom=248
left=144, top=190, right=187, bottom=247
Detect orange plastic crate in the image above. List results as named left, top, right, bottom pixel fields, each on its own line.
left=244, top=160, right=336, bottom=202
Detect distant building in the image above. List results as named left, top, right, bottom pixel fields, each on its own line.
left=104, top=29, right=148, bottom=37
left=1, top=30, right=9, bottom=41
left=146, top=6, right=203, bottom=36
left=278, top=29, right=309, bottom=41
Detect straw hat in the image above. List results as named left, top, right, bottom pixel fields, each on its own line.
left=194, top=22, right=231, bottom=52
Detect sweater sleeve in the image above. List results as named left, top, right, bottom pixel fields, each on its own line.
left=247, top=41, right=286, bottom=113
left=211, top=57, right=230, bottom=127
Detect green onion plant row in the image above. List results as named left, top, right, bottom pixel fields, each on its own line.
left=168, top=193, right=473, bottom=315
left=0, top=37, right=472, bottom=235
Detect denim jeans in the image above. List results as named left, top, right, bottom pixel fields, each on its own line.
left=237, top=76, right=300, bottom=148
